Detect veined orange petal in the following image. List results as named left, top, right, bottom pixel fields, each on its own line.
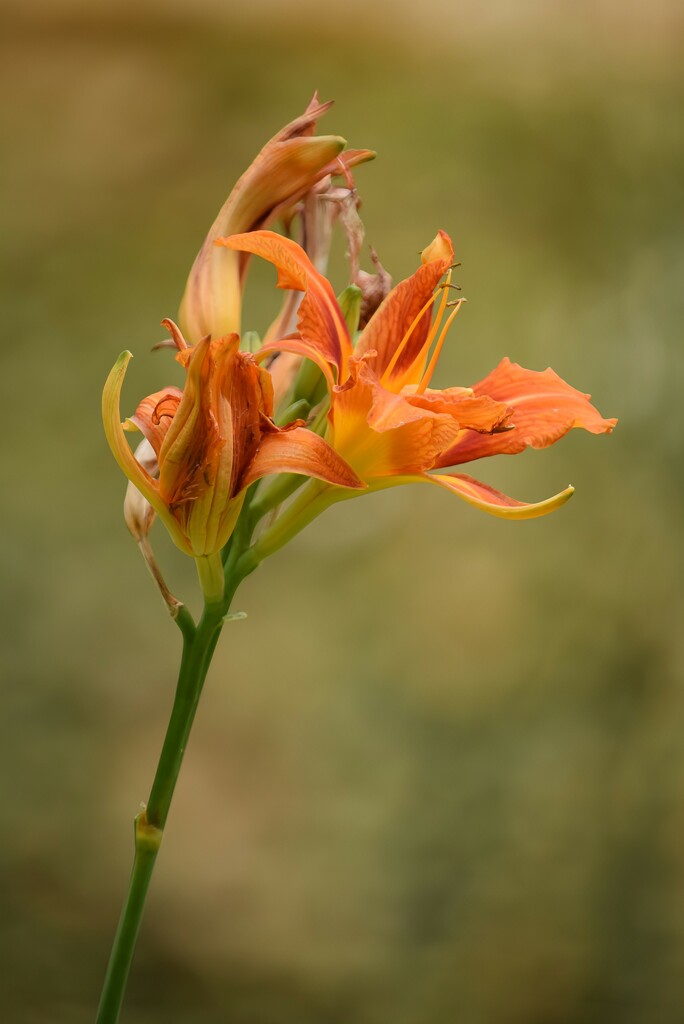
left=200, top=337, right=247, bottom=554
left=157, top=336, right=218, bottom=502
left=416, top=471, right=575, bottom=519
left=164, top=334, right=268, bottom=556
left=241, top=427, right=365, bottom=490
left=439, top=358, right=617, bottom=467
left=257, top=336, right=336, bottom=392
left=332, top=359, right=462, bottom=478
left=217, top=230, right=352, bottom=381
left=355, top=229, right=455, bottom=383
left=102, top=352, right=193, bottom=553
left=402, top=386, right=512, bottom=433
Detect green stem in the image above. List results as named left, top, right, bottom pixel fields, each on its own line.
left=95, top=566, right=247, bottom=1024
left=94, top=824, right=159, bottom=1024
left=145, top=607, right=223, bottom=831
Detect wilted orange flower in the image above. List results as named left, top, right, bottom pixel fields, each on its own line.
left=102, top=320, right=363, bottom=561
left=218, top=229, right=617, bottom=518
left=179, top=94, right=373, bottom=344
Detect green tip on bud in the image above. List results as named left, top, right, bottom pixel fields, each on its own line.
left=241, top=331, right=262, bottom=354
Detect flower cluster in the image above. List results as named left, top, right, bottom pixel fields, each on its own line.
left=103, top=96, right=616, bottom=596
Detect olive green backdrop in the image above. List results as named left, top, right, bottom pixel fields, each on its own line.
left=2, top=3, right=683, bottom=1022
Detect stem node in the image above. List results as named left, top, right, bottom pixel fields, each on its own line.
left=135, top=807, right=163, bottom=854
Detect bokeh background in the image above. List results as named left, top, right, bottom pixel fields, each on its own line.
left=3, top=2, right=684, bottom=1021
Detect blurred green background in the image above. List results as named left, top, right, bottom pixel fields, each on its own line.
left=2, top=2, right=683, bottom=1022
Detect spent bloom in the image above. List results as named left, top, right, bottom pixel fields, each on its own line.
left=102, top=320, right=362, bottom=560
left=179, top=94, right=373, bottom=343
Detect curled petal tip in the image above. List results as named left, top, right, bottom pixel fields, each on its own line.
left=423, top=473, right=577, bottom=520
left=421, top=230, right=455, bottom=266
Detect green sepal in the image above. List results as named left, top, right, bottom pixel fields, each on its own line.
left=275, top=398, right=310, bottom=426
left=292, top=354, right=324, bottom=406
left=337, top=284, right=362, bottom=337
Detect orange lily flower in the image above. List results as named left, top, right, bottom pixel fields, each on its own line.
left=179, top=94, right=374, bottom=344
left=102, top=319, right=364, bottom=564
left=217, top=229, right=617, bottom=520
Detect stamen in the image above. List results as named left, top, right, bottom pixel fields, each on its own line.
left=415, top=299, right=465, bottom=395
left=380, top=288, right=441, bottom=383
left=388, top=268, right=455, bottom=388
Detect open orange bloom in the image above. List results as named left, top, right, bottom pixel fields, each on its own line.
left=102, top=320, right=363, bottom=559
left=218, top=229, right=617, bottom=519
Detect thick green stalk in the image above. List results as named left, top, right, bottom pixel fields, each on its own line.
left=95, top=567, right=247, bottom=1024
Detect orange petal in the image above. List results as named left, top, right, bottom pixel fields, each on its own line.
left=217, top=230, right=352, bottom=381
left=128, top=386, right=183, bottom=457
left=355, top=229, right=455, bottom=381
left=438, top=358, right=618, bottom=467
left=402, top=386, right=512, bottom=433
left=160, top=334, right=269, bottom=556
left=257, top=335, right=336, bottom=392
left=241, top=427, right=365, bottom=490
left=102, top=352, right=192, bottom=553
left=419, top=471, right=575, bottom=519
left=157, top=336, right=216, bottom=503
left=332, top=359, right=463, bottom=478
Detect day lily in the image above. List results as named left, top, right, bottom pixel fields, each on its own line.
left=217, top=229, right=616, bottom=531
left=102, top=319, right=364, bottom=592
left=179, top=94, right=373, bottom=344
